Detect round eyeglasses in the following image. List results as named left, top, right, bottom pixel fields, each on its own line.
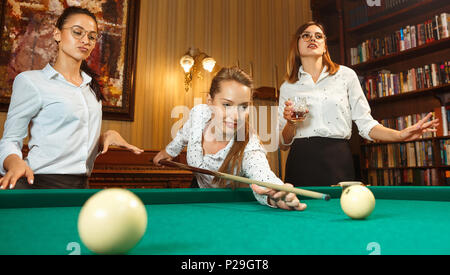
left=62, top=25, right=101, bottom=43
left=299, top=32, right=326, bottom=42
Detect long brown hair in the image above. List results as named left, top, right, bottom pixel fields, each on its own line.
left=209, top=67, right=253, bottom=188
left=285, top=21, right=339, bottom=84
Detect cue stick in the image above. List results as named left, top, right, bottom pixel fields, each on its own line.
left=158, top=160, right=330, bottom=201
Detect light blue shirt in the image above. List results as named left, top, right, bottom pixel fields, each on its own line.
left=0, top=64, right=102, bottom=176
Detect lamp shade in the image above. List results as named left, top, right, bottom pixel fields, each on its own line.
left=202, top=57, right=216, bottom=72
left=180, top=55, right=194, bottom=73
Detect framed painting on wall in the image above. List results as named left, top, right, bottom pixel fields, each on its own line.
left=0, top=0, right=140, bottom=121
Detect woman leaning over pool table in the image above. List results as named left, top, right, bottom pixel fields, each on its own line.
left=154, top=67, right=306, bottom=211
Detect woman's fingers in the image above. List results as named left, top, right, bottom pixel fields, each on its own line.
left=284, top=193, right=307, bottom=210
left=124, top=144, right=144, bottom=154
left=250, top=184, right=268, bottom=194
left=0, top=159, right=34, bottom=190
left=275, top=199, right=290, bottom=210
left=101, top=142, right=109, bottom=154
left=421, top=119, right=439, bottom=130
left=284, top=192, right=296, bottom=202
left=284, top=101, right=294, bottom=120
left=102, top=141, right=143, bottom=155
left=8, top=175, right=20, bottom=189
left=1, top=174, right=15, bottom=189
left=101, top=130, right=143, bottom=155
left=5, top=172, right=24, bottom=189
left=416, top=112, right=433, bottom=127
left=0, top=176, right=9, bottom=190
left=25, top=167, right=34, bottom=185
left=272, top=190, right=288, bottom=200
left=252, top=183, right=306, bottom=211
left=251, top=184, right=278, bottom=199
left=153, top=150, right=173, bottom=166
left=284, top=187, right=307, bottom=210
left=292, top=202, right=308, bottom=211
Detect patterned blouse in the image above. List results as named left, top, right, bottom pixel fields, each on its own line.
left=278, top=65, right=380, bottom=145
left=165, top=104, right=284, bottom=207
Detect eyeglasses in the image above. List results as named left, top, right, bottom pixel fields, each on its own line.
left=299, top=32, right=326, bottom=42
left=62, top=25, right=101, bottom=43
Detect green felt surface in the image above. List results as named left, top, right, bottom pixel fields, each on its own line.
left=1, top=187, right=449, bottom=255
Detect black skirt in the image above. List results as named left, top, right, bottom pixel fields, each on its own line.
left=285, top=137, right=355, bottom=187
left=14, top=174, right=89, bottom=189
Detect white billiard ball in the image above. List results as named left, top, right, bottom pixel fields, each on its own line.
left=78, top=188, right=148, bottom=254
left=340, top=185, right=375, bottom=219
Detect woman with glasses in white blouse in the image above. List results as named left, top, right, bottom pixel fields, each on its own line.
left=0, top=7, right=143, bottom=190
left=279, top=21, right=439, bottom=187
left=154, top=67, right=306, bottom=211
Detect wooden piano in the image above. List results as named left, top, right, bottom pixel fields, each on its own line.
left=89, top=149, right=193, bottom=189
left=18, top=146, right=192, bottom=189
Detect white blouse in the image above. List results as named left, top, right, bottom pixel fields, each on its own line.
left=278, top=65, right=379, bottom=144
left=165, top=104, right=284, bottom=207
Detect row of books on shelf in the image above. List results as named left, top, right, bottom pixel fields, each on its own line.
left=348, top=0, right=425, bottom=29
left=377, top=109, right=449, bottom=138
left=439, top=139, right=450, bottom=165
left=361, top=61, right=450, bottom=99
left=364, top=109, right=450, bottom=168
left=367, top=168, right=442, bottom=186
left=362, top=140, right=435, bottom=169
left=350, top=12, right=449, bottom=65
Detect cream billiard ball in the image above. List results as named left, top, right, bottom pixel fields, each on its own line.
left=78, top=188, right=148, bottom=254
left=340, top=185, right=375, bottom=219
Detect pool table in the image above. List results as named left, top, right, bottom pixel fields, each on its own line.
left=0, top=186, right=449, bottom=255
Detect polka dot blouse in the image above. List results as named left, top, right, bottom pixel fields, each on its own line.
left=165, top=104, right=283, bottom=207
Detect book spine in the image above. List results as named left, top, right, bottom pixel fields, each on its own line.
left=442, top=106, right=448, bottom=136
left=441, top=13, right=449, bottom=38
left=411, top=25, right=417, bottom=48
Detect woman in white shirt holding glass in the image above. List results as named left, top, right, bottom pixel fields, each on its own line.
left=279, top=21, right=439, bottom=187
left=0, top=7, right=142, bottom=190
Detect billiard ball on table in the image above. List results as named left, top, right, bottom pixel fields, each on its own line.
left=77, top=188, right=148, bottom=254
left=340, top=183, right=375, bottom=220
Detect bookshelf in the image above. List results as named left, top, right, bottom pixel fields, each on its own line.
left=310, top=0, right=346, bottom=64
left=346, top=0, right=446, bottom=33
left=311, top=0, right=450, bottom=186
left=350, top=37, right=450, bottom=71
left=368, top=83, right=450, bottom=105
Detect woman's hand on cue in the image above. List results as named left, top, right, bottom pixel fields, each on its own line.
left=251, top=183, right=307, bottom=211
left=100, top=130, right=144, bottom=155
left=153, top=149, right=173, bottom=166
left=0, top=154, right=34, bottom=190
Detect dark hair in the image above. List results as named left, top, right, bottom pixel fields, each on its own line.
left=285, top=21, right=339, bottom=83
left=209, top=67, right=254, bottom=188
left=56, top=7, right=105, bottom=101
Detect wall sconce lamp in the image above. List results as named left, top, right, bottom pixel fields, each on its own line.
left=180, top=48, right=216, bottom=92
